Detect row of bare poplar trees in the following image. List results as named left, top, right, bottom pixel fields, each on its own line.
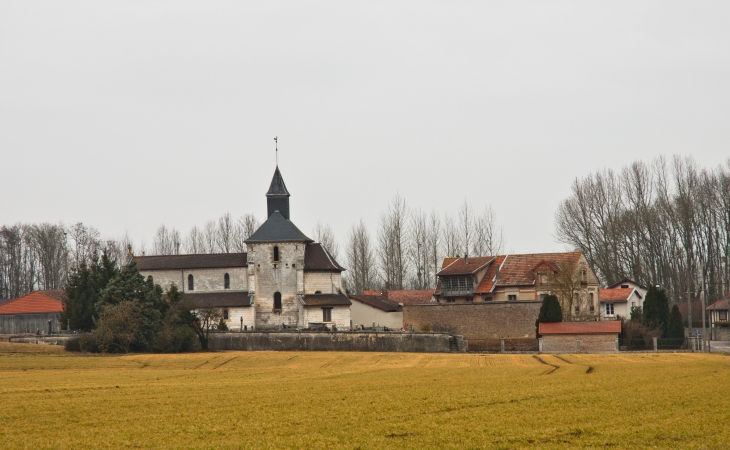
left=147, top=200, right=505, bottom=295
left=343, top=196, right=504, bottom=294
left=0, top=223, right=133, bottom=300
left=555, top=156, right=730, bottom=305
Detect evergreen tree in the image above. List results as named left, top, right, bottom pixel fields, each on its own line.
left=60, top=250, right=118, bottom=331
left=97, top=261, right=167, bottom=352
left=643, top=286, right=670, bottom=337
left=536, top=294, right=562, bottom=337
left=667, top=304, right=684, bottom=340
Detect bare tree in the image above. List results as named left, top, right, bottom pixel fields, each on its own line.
left=217, top=212, right=235, bottom=253
left=203, top=220, right=219, bottom=253
left=408, top=209, right=429, bottom=289
left=152, top=225, right=181, bottom=255
left=184, top=225, right=205, bottom=254
left=313, top=221, right=340, bottom=261
left=442, top=214, right=462, bottom=258
left=472, top=206, right=504, bottom=257
left=345, top=219, right=378, bottom=294
left=556, top=155, right=730, bottom=308
left=378, top=195, right=409, bottom=290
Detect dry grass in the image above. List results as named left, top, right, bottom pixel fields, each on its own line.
left=1, top=342, right=729, bottom=449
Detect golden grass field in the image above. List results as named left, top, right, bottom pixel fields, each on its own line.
left=1, top=343, right=729, bottom=449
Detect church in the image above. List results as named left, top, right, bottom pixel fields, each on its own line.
left=135, top=166, right=351, bottom=330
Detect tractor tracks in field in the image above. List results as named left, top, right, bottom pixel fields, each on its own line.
left=532, top=355, right=559, bottom=375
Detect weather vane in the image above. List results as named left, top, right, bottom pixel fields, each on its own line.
left=274, top=136, right=278, bottom=166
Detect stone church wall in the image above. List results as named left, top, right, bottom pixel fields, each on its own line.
left=139, top=267, right=248, bottom=293
left=304, top=306, right=350, bottom=329
left=248, top=242, right=304, bottom=329
left=303, top=272, right=342, bottom=294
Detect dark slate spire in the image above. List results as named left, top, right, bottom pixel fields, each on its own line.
left=266, top=167, right=291, bottom=219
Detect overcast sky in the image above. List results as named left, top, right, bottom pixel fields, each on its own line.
left=2, top=1, right=729, bottom=256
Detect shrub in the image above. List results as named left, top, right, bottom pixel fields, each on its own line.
left=419, top=323, right=433, bottom=332
left=64, top=337, right=83, bottom=352
left=216, top=318, right=229, bottom=331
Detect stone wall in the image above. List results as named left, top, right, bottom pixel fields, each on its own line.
left=403, top=301, right=542, bottom=339
left=303, top=271, right=342, bottom=294
left=540, top=334, right=619, bottom=353
left=208, top=331, right=465, bottom=353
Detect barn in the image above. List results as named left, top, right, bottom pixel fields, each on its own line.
left=0, top=290, right=64, bottom=335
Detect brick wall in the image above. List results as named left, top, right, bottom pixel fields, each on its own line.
left=403, top=301, right=542, bottom=339
left=541, top=334, right=618, bottom=353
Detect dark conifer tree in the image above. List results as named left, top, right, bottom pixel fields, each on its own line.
left=643, top=286, right=670, bottom=337
left=536, top=294, right=562, bottom=337
left=667, top=304, right=685, bottom=341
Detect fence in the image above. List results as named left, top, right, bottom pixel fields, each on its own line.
left=466, top=338, right=539, bottom=353
left=618, top=337, right=693, bottom=351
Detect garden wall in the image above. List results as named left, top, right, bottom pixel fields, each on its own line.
left=403, top=301, right=542, bottom=339
left=208, top=331, right=465, bottom=353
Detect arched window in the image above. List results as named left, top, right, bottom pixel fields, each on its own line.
left=315, top=290, right=322, bottom=294
left=224, top=273, right=230, bottom=289
left=273, top=246, right=280, bottom=262
left=274, top=292, right=282, bottom=310
left=581, top=270, right=587, bottom=282
left=223, top=309, right=229, bottom=320
left=188, top=274, right=194, bottom=291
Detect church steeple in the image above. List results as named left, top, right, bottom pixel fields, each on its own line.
left=266, top=166, right=291, bottom=219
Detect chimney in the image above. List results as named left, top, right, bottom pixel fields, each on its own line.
left=464, top=253, right=469, bottom=265
left=495, top=265, right=501, bottom=281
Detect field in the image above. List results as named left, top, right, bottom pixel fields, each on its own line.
left=1, top=343, right=729, bottom=449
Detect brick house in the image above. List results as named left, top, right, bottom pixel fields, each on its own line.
left=434, top=252, right=601, bottom=320
left=136, top=166, right=350, bottom=330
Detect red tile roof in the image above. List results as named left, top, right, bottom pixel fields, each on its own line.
left=437, top=257, right=494, bottom=276
left=362, top=290, right=434, bottom=304
left=539, top=321, right=621, bottom=335
left=0, top=291, right=64, bottom=315
left=496, top=252, right=581, bottom=286
left=475, top=255, right=506, bottom=293
left=707, top=296, right=730, bottom=311
left=599, top=288, right=635, bottom=302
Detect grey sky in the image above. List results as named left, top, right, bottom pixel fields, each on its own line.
left=2, top=1, right=729, bottom=255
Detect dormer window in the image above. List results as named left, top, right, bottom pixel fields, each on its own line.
left=273, top=246, right=280, bottom=262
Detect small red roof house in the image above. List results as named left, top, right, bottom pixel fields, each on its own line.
left=599, top=287, right=643, bottom=320
left=538, top=321, right=621, bottom=353
left=706, top=295, right=730, bottom=329
left=0, top=290, right=65, bottom=335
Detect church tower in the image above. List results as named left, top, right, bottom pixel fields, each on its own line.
left=245, top=167, right=312, bottom=329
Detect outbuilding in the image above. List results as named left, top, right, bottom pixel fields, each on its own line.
left=538, top=321, right=621, bottom=353
left=0, top=290, right=64, bottom=335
